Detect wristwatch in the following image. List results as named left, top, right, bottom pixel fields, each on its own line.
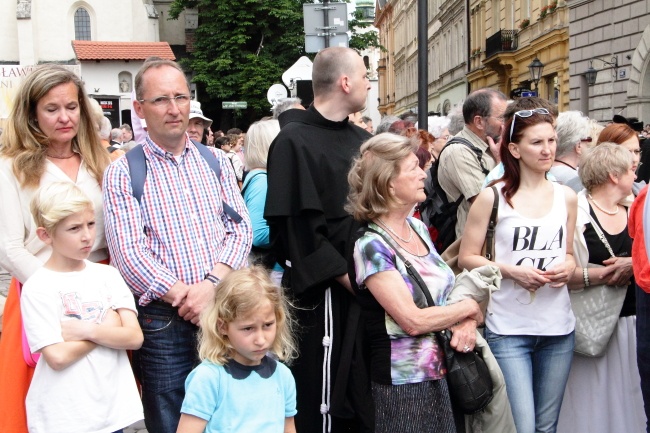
left=205, top=273, right=221, bottom=290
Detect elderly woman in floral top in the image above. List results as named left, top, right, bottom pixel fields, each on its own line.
left=346, top=133, right=482, bottom=433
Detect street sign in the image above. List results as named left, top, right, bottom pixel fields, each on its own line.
left=521, top=91, right=537, bottom=97
left=303, top=3, right=349, bottom=34
left=303, top=2, right=349, bottom=53
left=305, top=33, right=349, bottom=52
left=222, top=101, right=247, bottom=109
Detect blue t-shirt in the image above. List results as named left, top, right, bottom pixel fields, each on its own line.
left=181, top=356, right=297, bottom=432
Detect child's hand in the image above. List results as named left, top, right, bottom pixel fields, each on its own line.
left=102, top=308, right=123, bottom=327
left=60, top=319, right=93, bottom=342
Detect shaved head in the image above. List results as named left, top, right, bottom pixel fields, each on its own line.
left=312, top=47, right=361, bottom=96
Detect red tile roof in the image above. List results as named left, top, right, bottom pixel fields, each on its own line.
left=71, top=41, right=175, bottom=61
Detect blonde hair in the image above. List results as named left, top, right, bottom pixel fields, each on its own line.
left=244, top=119, right=280, bottom=170
left=30, top=182, right=94, bottom=233
left=579, top=142, right=633, bottom=193
left=346, top=133, right=417, bottom=221
left=198, top=266, right=297, bottom=365
left=0, top=64, right=110, bottom=189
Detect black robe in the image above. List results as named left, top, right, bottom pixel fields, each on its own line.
left=265, top=106, right=373, bottom=433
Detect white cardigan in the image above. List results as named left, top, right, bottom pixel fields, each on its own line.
left=0, top=157, right=108, bottom=283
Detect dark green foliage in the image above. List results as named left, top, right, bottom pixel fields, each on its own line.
left=169, top=0, right=381, bottom=121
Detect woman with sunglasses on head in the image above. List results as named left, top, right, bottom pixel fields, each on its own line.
left=459, top=103, right=578, bottom=433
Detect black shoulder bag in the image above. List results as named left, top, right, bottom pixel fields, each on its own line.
left=366, top=225, right=494, bottom=414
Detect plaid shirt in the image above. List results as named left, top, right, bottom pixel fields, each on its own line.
left=103, top=136, right=252, bottom=305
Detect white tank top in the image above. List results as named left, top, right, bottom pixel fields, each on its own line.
left=486, top=182, right=576, bottom=335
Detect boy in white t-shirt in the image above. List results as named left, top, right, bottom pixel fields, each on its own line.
left=20, top=182, right=143, bottom=433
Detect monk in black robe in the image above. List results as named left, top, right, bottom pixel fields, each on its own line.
left=265, top=47, right=373, bottom=433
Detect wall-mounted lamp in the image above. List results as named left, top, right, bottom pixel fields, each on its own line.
left=528, top=57, right=544, bottom=91
left=584, top=56, right=619, bottom=86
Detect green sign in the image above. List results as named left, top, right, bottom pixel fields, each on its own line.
left=222, top=101, right=247, bottom=109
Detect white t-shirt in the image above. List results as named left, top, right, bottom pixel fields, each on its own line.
left=21, top=261, right=143, bottom=433
left=487, top=182, right=576, bottom=336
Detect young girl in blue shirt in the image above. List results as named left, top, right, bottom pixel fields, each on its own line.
left=177, top=266, right=298, bottom=433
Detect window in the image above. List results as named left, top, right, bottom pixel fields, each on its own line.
left=74, top=8, right=91, bottom=41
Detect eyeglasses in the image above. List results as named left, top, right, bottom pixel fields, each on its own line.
left=436, top=135, right=451, bottom=141
left=580, top=137, right=593, bottom=142
left=138, top=94, right=191, bottom=107
left=509, top=108, right=551, bottom=142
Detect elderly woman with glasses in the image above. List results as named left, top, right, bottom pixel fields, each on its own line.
left=556, top=143, right=645, bottom=433
left=459, top=102, right=578, bottom=433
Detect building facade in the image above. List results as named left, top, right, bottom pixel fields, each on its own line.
left=568, top=0, right=650, bottom=123
left=466, top=0, right=570, bottom=111
left=0, top=0, right=194, bottom=125
left=375, top=0, right=467, bottom=117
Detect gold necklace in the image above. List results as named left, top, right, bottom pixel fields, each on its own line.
left=46, top=152, right=76, bottom=159
left=377, top=218, right=413, bottom=243
left=588, top=194, right=619, bottom=215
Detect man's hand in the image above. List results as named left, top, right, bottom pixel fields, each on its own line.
left=161, top=280, right=192, bottom=307
left=178, top=280, right=215, bottom=325
left=487, top=135, right=501, bottom=163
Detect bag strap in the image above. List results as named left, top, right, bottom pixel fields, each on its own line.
left=241, top=171, right=265, bottom=196
left=586, top=212, right=616, bottom=258
left=125, top=141, right=243, bottom=223
left=365, top=225, right=436, bottom=307
left=484, top=186, right=499, bottom=260
left=444, top=137, right=490, bottom=176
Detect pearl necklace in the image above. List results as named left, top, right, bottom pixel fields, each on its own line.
left=588, top=194, right=619, bottom=215
left=377, top=218, right=413, bottom=243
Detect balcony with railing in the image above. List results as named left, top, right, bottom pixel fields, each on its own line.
left=485, top=29, right=518, bottom=58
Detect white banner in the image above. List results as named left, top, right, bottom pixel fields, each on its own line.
left=0, top=64, right=81, bottom=119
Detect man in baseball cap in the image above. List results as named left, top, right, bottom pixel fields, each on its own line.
left=188, top=100, right=213, bottom=143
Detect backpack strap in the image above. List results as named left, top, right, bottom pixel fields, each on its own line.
left=241, top=171, right=265, bottom=196
left=444, top=137, right=490, bottom=176
left=125, top=141, right=243, bottom=223
left=125, top=144, right=146, bottom=203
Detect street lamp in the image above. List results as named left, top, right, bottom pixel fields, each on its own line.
left=528, top=57, right=544, bottom=92
left=584, top=56, right=619, bottom=86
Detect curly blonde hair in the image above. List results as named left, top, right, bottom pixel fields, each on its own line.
left=0, top=64, right=109, bottom=189
left=345, top=133, right=417, bottom=222
left=198, top=266, right=298, bottom=365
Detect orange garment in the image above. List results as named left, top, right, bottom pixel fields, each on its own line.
left=0, top=278, right=34, bottom=433
left=629, top=184, right=650, bottom=291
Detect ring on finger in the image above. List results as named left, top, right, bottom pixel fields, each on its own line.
left=463, top=345, right=471, bottom=353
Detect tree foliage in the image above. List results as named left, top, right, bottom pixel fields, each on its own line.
left=169, top=0, right=381, bottom=121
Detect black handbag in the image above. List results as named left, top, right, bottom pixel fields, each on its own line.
left=366, top=226, right=494, bottom=414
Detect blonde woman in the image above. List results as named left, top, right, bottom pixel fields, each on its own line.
left=0, top=64, right=110, bottom=433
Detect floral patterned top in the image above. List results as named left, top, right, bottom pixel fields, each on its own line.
left=353, top=218, right=455, bottom=385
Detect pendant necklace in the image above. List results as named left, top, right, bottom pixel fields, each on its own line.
left=588, top=194, right=619, bottom=215
left=377, top=218, right=413, bottom=243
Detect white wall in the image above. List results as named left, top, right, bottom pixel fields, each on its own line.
left=0, top=0, right=160, bottom=64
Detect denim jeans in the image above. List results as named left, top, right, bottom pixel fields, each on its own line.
left=133, top=301, right=199, bottom=433
left=484, top=327, right=574, bottom=433
left=637, top=284, right=650, bottom=432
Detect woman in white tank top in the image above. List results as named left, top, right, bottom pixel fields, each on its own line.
left=459, top=102, right=578, bottom=433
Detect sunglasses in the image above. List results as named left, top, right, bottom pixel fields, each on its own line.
left=509, top=108, right=551, bottom=142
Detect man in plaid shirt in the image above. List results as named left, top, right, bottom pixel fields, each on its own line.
left=103, top=59, right=252, bottom=433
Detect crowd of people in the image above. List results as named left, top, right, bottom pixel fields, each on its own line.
left=1, top=47, right=650, bottom=433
